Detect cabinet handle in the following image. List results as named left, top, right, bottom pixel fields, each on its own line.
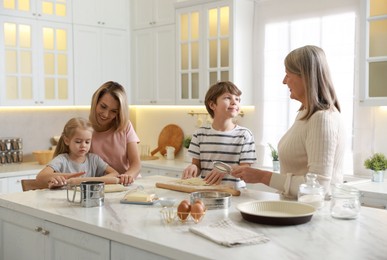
left=35, top=226, right=43, bottom=232
left=41, top=229, right=50, bottom=235
left=361, top=203, right=386, bottom=209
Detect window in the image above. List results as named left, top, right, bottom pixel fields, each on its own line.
left=255, top=1, right=356, bottom=174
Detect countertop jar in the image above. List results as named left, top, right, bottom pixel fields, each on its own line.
left=330, top=184, right=361, bottom=219
left=298, top=173, right=325, bottom=209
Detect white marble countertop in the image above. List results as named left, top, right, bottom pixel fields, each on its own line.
left=1, top=175, right=387, bottom=260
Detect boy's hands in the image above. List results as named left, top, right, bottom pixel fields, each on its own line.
left=203, top=169, right=226, bottom=185
left=182, top=164, right=198, bottom=179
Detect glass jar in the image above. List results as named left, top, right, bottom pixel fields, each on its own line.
left=330, top=184, right=360, bottom=219
left=298, top=173, right=325, bottom=209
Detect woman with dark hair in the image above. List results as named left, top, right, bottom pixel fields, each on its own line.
left=232, top=45, right=346, bottom=198
left=89, top=81, right=141, bottom=185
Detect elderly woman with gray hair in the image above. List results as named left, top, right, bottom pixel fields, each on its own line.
left=232, top=45, right=346, bottom=198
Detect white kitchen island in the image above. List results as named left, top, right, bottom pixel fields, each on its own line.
left=0, top=175, right=387, bottom=260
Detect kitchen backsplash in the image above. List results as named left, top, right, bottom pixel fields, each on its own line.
left=1, top=105, right=386, bottom=176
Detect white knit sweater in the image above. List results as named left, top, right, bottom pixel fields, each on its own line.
left=270, top=109, right=346, bottom=198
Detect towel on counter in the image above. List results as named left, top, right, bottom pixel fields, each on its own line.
left=189, top=219, right=269, bottom=247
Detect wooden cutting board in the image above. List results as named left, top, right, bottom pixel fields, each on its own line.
left=151, top=124, right=184, bottom=156
left=155, top=180, right=241, bottom=196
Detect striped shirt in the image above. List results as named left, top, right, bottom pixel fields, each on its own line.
left=188, top=125, right=256, bottom=189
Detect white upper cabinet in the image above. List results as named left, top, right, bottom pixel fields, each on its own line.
left=132, top=25, right=175, bottom=104
left=0, top=6, right=73, bottom=106
left=175, top=0, right=254, bottom=105
left=130, top=0, right=176, bottom=105
left=0, top=0, right=72, bottom=23
left=72, top=0, right=129, bottom=105
left=72, top=0, right=128, bottom=29
left=132, top=0, right=175, bottom=30
left=73, top=25, right=128, bottom=105
left=360, top=0, right=387, bottom=106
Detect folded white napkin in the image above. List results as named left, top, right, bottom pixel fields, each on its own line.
left=189, top=219, right=269, bottom=247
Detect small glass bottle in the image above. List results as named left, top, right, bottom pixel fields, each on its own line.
left=330, top=184, right=360, bottom=219
left=298, top=173, right=325, bottom=209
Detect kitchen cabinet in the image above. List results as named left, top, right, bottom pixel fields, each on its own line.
left=73, top=25, right=129, bottom=105
left=141, top=166, right=160, bottom=176
left=0, top=178, right=7, bottom=194
left=0, top=8, right=73, bottom=106
left=0, top=0, right=72, bottom=23
left=360, top=0, right=387, bottom=106
left=141, top=166, right=181, bottom=178
left=175, top=0, right=254, bottom=105
left=0, top=172, right=37, bottom=194
left=72, top=0, right=128, bottom=29
left=6, top=173, right=36, bottom=193
left=111, top=241, right=169, bottom=260
left=132, top=25, right=175, bottom=105
left=131, top=0, right=175, bottom=30
left=348, top=179, right=387, bottom=210
left=0, top=207, right=110, bottom=260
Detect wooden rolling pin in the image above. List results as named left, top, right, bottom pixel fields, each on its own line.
left=155, top=182, right=241, bottom=196
left=66, top=177, right=120, bottom=185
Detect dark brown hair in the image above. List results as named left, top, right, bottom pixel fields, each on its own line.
left=204, top=81, right=242, bottom=118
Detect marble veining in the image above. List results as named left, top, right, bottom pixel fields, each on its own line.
left=1, top=175, right=387, bottom=260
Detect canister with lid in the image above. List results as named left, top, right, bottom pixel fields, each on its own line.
left=298, top=173, right=325, bottom=209
left=330, top=184, right=360, bottom=219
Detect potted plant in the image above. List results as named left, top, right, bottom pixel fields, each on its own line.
left=268, top=143, right=279, bottom=172
left=364, top=153, right=387, bottom=182
left=183, top=136, right=192, bottom=149
left=183, top=136, right=192, bottom=162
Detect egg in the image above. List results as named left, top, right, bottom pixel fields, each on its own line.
left=193, top=199, right=206, bottom=210
left=190, top=201, right=205, bottom=222
left=177, top=200, right=191, bottom=221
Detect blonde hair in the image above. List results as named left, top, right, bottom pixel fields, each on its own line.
left=204, top=81, right=242, bottom=118
left=89, top=81, right=129, bottom=132
left=284, top=45, right=340, bottom=120
left=54, top=117, right=93, bottom=157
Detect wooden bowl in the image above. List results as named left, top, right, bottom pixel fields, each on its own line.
left=33, top=150, right=54, bottom=165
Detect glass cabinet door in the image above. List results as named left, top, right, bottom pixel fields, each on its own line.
left=207, top=5, right=230, bottom=86
left=0, top=16, right=72, bottom=105
left=178, top=9, right=200, bottom=102
left=363, top=0, right=387, bottom=103
left=41, top=23, right=70, bottom=103
left=2, top=18, right=37, bottom=103
left=1, top=0, right=70, bottom=23
left=177, top=3, right=230, bottom=104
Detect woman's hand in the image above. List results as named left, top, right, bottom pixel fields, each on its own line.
left=231, top=166, right=272, bottom=185
left=119, top=174, right=135, bottom=186
left=204, top=169, right=226, bottom=185
left=182, top=164, right=198, bottom=179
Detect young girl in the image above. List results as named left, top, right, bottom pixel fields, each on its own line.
left=36, top=117, right=119, bottom=189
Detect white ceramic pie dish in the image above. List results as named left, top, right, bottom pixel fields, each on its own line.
left=236, top=200, right=316, bottom=225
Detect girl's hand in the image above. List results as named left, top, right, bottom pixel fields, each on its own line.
left=48, top=176, right=67, bottom=188
left=119, top=174, right=135, bottom=186
left=47, top=172, right=86, bottom=189
left=182, top=164, right=198, bottom=179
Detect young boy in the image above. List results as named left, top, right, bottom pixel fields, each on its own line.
left=182, top=81, right=256, bottom=189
